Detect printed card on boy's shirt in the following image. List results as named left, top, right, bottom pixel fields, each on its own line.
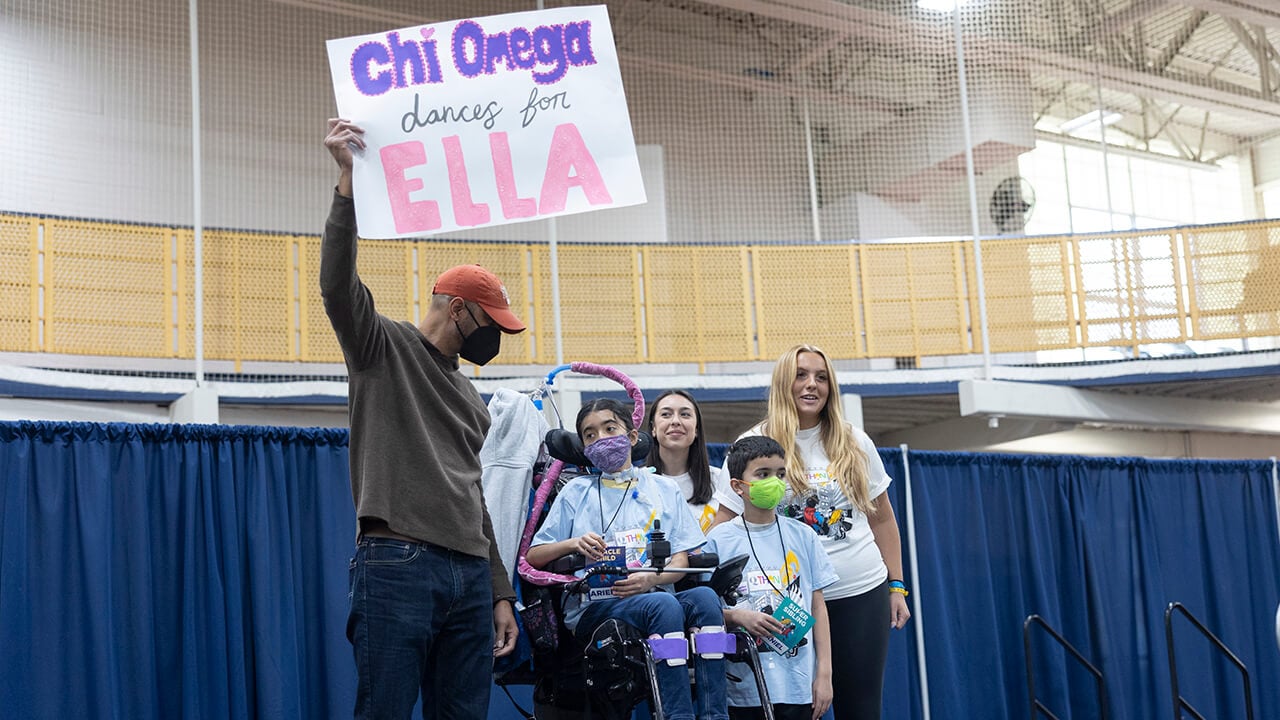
left=743, top=571, right=809, bottom=656
left=745, top=569, right=787, bottom=596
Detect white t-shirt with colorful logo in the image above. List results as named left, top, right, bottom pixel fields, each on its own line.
left=662, top=469, right=721, bottom=534
left=713, top=423, right=891, bottom=600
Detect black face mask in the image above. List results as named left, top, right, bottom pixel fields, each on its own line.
left=456, top=305, right=501, bottom=366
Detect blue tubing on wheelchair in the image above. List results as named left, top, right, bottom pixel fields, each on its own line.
left=545, top=364, right=573, bottom=385
left=531, top=364, right=573, bottom=410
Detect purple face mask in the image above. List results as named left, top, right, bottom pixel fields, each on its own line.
left=583, top=434, right=632, bottom=473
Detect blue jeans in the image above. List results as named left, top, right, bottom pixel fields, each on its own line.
left=347, top=537, right=493, bottom=720
left=577, top=587, right=729, bottom=720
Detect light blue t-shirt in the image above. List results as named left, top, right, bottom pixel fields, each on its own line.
left=532, top=466, right=705, bottom=629
left=704, top=515, right=838, bottom=707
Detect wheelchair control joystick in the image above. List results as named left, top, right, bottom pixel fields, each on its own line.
left=645, top=520, right=671, bottom=572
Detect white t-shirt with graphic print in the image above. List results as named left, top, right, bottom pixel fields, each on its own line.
left=713, top=423, right=891, bottom=600
left=662, top=469, right=720, bottom=534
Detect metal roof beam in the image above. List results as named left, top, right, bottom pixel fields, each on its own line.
left=1154, top=9, right=1209, bottom=73
left=621, top=53, right=906, bottom=113
left=690, top=0, right=920, bottom=46
left=1175, top=0, right=1280, bottom=30
left=1207, top=125, right=1280, bottom=162
left=698, top=0, right=1280, bottom=125
left=1024, top=49, right=1280, bottom=124
left=1145, top=101, right=1200, bottom=159
left=1225, top=18, right=1275, bottom=98
left=1034, top=130, right=1221, bottom=169
left=1082, top=0, right=1170, bottom=48
left=786, top=31, right=853, bottom=75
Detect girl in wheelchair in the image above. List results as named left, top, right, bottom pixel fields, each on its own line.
left=526, top=397, right=730, bottom=720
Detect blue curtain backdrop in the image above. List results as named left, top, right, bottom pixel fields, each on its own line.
left=0, top=422, right=357, bottom=720
left=902, top=450, right=1280, bottom=719
left=2, top=423, right=1278, bottom=719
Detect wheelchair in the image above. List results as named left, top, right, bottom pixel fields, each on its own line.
left=496, top=362, right=777, bottom=720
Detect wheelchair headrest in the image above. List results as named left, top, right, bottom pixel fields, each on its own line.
left=543, top=428, right=653, bottom=469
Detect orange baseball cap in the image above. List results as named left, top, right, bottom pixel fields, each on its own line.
left=432, top=265, right=526, bottom=333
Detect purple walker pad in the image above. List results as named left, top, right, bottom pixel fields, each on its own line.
left=646, top=637, right=688, bottom=661
left=693, top=632, right=737, bottom=655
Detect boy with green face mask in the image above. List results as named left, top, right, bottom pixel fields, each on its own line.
left=704, top=437, right=838, bottom=720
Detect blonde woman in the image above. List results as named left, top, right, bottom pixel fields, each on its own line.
left=709, top=345, right=909, bottom=720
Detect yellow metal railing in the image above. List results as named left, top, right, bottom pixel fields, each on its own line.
left=2, top=212, right=1279, bottom=367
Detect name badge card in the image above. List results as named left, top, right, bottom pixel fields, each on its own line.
left=761, top=596, right=814, bottom=654
left=586, top=545, right=627, bottom=601
left=326, top=5, right=646, bottom=238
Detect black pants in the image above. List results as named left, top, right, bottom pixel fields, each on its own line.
left=730, top=703, right=813, bottom=720
left=827, top=581, right=890, bottom=720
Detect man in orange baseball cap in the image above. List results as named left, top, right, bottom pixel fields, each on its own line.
left=431, top=264, right=526, bottom=366
left=320, top=117, right=525, bottom=720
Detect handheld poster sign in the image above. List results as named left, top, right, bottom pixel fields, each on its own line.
left=326, top=5, right=646, bottom=238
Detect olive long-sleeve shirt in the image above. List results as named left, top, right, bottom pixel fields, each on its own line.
left=319, top=191, right=514, bottom=602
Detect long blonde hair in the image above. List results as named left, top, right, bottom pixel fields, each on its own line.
left=762, top=344, right=876, bottom=515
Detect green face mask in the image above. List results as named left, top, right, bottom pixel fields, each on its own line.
left=746, top=475, right=786, bottom=510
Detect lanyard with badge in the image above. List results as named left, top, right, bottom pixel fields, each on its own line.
left=585, top=475, right=638, bottom=601
left=744, top=520, right=814, bottom=653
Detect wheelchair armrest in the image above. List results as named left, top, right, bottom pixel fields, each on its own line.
left=673, top=552, right=718, bottom=593
left=687, top=552, right=719, bottom=569
left=548, top=553, right=588, bottom=575
left=708, top=553, right=750, bottom=605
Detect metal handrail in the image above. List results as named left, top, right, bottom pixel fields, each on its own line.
left=1023, top=614, right=1108, bottom=720
left=1164, top=602, right=1254, bottom=720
